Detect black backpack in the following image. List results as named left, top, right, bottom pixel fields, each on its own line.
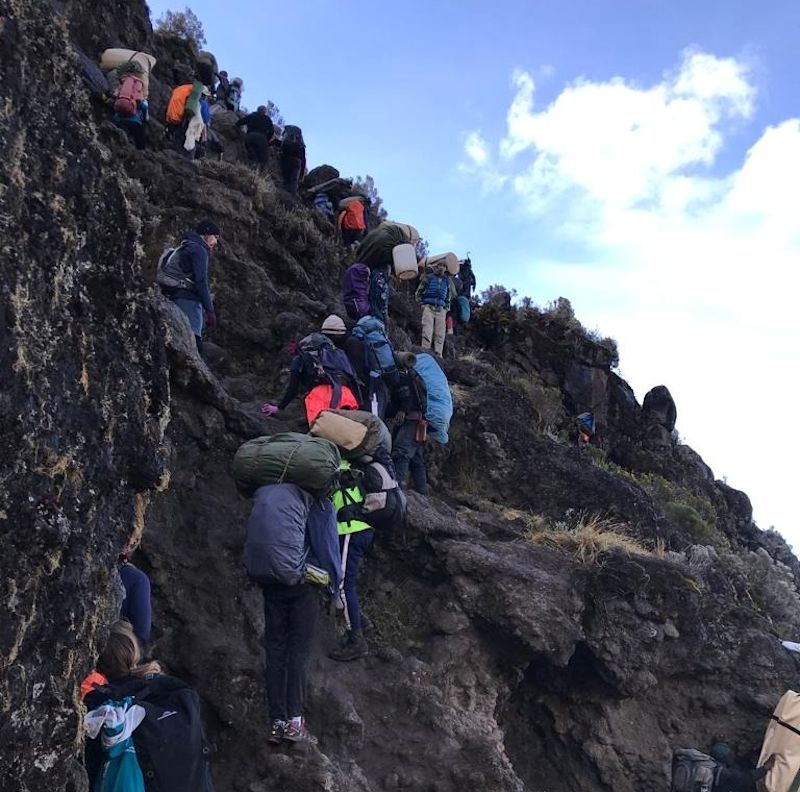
left=298, top=333, right=356, bottom=388
left=87, top=675, right=214, bottom=792
left=282, top=125, right=304, bottom=157
left=340, top=448, right=406, bottom=530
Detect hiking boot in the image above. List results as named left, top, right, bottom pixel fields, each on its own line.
left=283, top=718, right=317, bottom=745
left=268, top=720, right=286, bottom=745
left=329, top=631, right=369, bottom=662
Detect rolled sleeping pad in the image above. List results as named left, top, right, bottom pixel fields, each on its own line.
left=232, top=432, right=341, bottom=498
left=100, top=49, right=156, bottom=96
left=393, top=351, right=417, bottom=369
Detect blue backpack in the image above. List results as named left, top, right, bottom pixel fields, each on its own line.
left=351, top=316, right=397, bottom=380
left=413, top=353, right=453, bottom=444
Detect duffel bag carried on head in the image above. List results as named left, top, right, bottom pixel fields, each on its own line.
left=325, top=409, right=391, bottom=459
left=233, top=432, right=341, bottom=498
left=309, top=411, right=368, bottom=453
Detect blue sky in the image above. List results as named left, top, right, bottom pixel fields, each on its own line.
left=148, top=1, right=800, bottom=545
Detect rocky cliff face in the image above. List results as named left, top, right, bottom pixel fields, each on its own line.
left=2, top=2, right=800, bottom=791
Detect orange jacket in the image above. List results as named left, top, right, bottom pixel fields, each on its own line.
left=341, top=201, right=366, bottom=231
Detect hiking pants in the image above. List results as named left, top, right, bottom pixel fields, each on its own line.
left=173, top=297, right=204, bottom=336
left=421, top=305, right=446, bottom=356
left=115, top=118, right=146, bottom=150
left=392, top=420, right=428, bottom=495
left=262, top=582, right=318, bottom=722
left=281, top=155, right=302, bottom=194
left=339, top=529, right=374, bottom=633
left=245, top=131, right=270, bottom=166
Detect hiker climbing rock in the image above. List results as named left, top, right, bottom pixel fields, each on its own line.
left=671, top=744, right=775, bottom=792
left=387, top=354, right=429, bottom=495
left=261, top=320, right=360, bottom=423
left=157, top=219, right=221, bottom=354
left=458, top=255, right=477, bottom=300
left=329, top=460, right=373, bottom=662
left=84, top=621, right=214, bottom=791
left=226, top=77, right=244, bottom=112
left=280, top=125, right=306, bottom=194
left=416, top=259, right=456, bottom=356
left=236, top=105, right=275, bottom=169
left=111, top=85, right=148, bottom=150
left=214, top=70, right=230, bottom=105
left=244, top=484, right=341, bottom=745
left=342, top=263, right=371, bottom=321
left=119, top=543, right=152, bottom=649
left=337, top=196, right=367, bottom=247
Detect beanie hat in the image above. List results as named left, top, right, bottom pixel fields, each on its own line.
left=196, top=219, right=221, bottom=236
left=321, top=314, right=346, bottom=335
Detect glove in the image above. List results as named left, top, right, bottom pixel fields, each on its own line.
left=261, top=403, right=279, bottom=416
left=205, top=310, right=217, bottom=329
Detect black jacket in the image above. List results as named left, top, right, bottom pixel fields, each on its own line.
left=236, top=112, right=274, bottom=138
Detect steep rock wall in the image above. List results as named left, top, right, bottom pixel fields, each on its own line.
left=0, top=2, right=168, bottom=789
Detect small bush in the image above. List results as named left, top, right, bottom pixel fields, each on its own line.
left=510, top=373, right=566, bottom=433
left=526, top=513, right=649, bottom=564
left=663, top=501, right=728, bottom=549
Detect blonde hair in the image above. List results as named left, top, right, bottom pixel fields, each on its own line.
left=97, top=620, right=161, bottom=679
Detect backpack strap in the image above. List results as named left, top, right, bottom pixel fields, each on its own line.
left=410, top=370, right=427, bottom=420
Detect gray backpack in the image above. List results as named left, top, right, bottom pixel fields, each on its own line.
left=156, top=242, right=195, bottom=291
left=671, top=749, right=721, bottom=792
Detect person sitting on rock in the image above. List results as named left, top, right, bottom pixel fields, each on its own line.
left=710, top=742, right=776, bottom=792
left=261, top=317, right=360, bottom=422
left=166, top=219, right=221, bottom=354
left=386, top=354, right=429, bottom=495
left=236, top=105, right=275, bottom=169
left=416, top=259, right=455, bottom=357
left=329, top=460, right=373, bottom=662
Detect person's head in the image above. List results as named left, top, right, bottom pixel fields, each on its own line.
left=231, top=77, right=243, bottom=89
left=434, top=260, right=447, bottom=275
left=97, top=621, right=161, bottom=680
left=321, top=314, right=347, bottom=342
left=257, top=105, right=268, bottom=115
left=195, top=219, right=221, bottom=251
left=710, top=743, right=736, bottom=768
left=219, top=70, right=228, bottom=78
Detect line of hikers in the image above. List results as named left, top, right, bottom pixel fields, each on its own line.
left=99, top=47, right=307, bottom=193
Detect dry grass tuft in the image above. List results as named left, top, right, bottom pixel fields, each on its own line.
left=526, top=513, right=649, bottom=564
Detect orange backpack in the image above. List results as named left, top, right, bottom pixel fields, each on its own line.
left=166, top=84, right=193, bottom=125
left=342, top=201, right=366, bottom=231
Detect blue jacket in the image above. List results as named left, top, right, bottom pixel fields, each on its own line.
left=417, top=272, right=451, bottom=308
left=171, top=232, right=214, bottom=311
left=119, top=562, right=152, bottom=645
left=306, top=499, right=343, bottom=591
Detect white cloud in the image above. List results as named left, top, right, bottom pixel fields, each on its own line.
left=462, top=50, right=800, bottom=544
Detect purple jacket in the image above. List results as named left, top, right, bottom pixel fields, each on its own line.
left=342, top=263, right=370, bottom=320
